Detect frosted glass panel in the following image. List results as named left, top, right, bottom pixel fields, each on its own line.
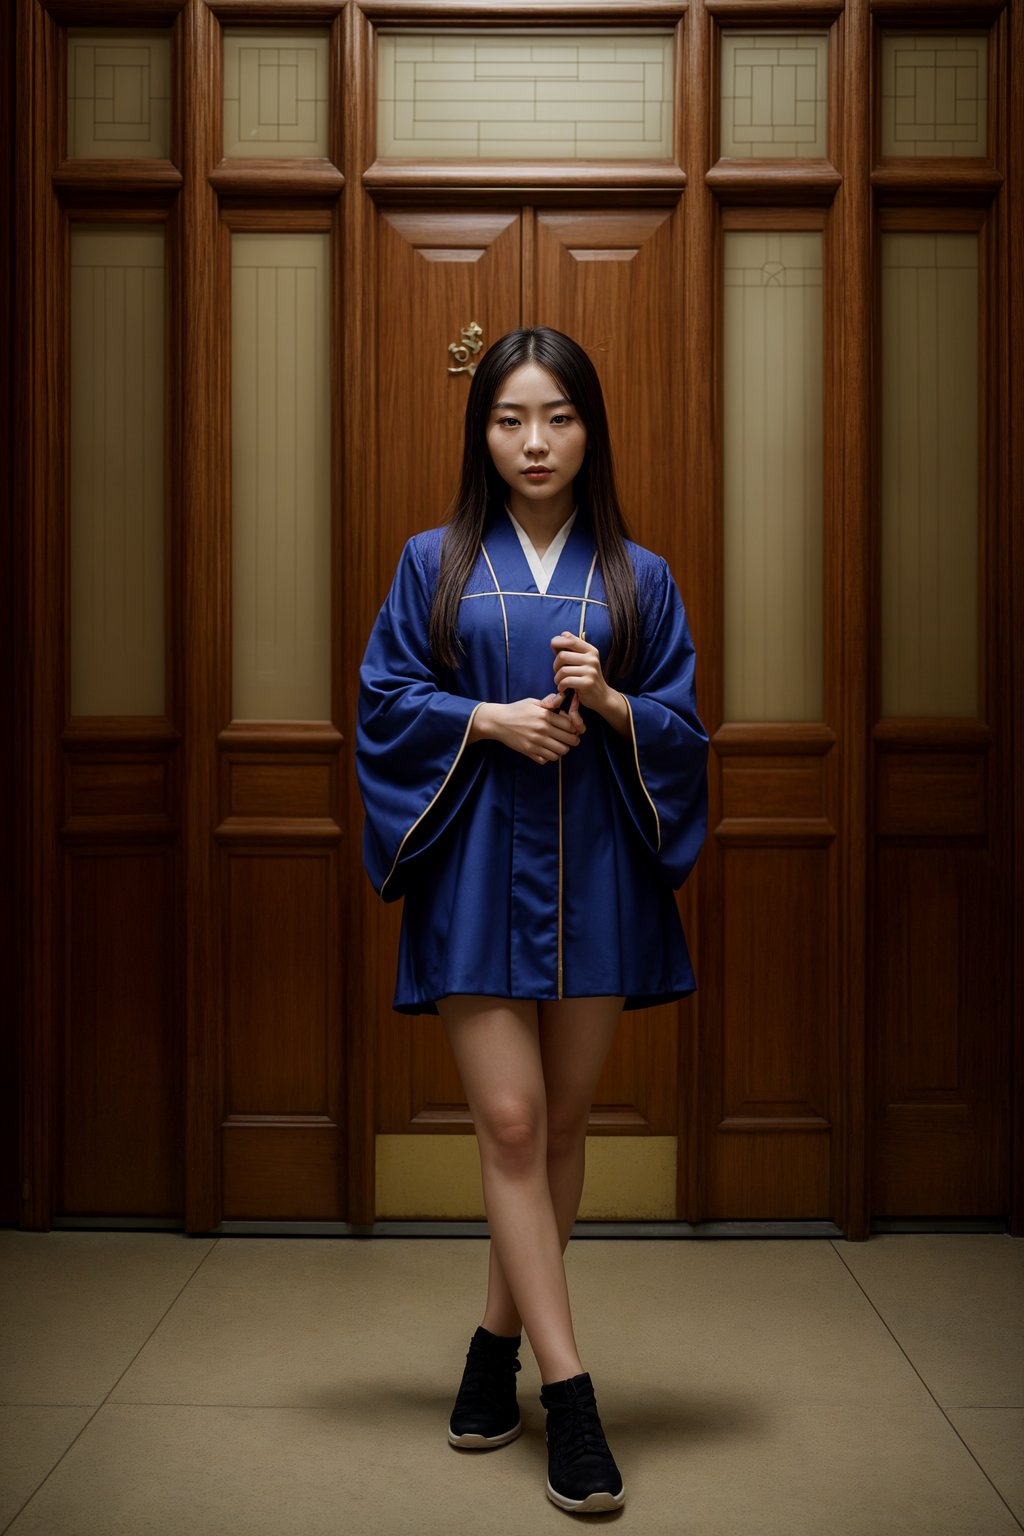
left=67, top=29, right=171, bottom=159
left=720, top=32, right=828, bottom=158
left=880, top=233, right=978, bottom=716
left=880, top=33, right=988, bottom=158
left=377, top=30, right=674, bottom=158
left=232, top=234, right=331, bottom=722
left=723, top=231, right=824, bottom=721
left=223, top=30, right=329, bottom=157
left=70, top=226, right=166, bottom=716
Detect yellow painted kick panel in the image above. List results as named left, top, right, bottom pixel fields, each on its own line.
left=375, top=1135, right=677, bottom=1220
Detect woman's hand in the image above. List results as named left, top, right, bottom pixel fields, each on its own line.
left=549, top=632, right=632, bottom=740
left=550, top=632, right=610, bottom=711
left=471, top=696, right=585, bottom=764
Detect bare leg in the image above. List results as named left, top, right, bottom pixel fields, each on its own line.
left=474, top=997, right=626, bottom=1355
left=438, top=994, right=584, bottom=1385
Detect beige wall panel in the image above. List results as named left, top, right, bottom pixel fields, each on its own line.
left=377, top=30, right=673, bottom=159
left=719, top=32, right=828, bottom=159
left=67, top=29, right=172, bottom=159
left=69, top=225, right=166, bottom=717
left=375, top=1135, right=677, bottom=1219
left=880, top=233, right=979, bottom=717
left=879, top=33, right=988, bottom=158
left=231, top=233, right=331, bottom=722
left=722, top=230, right=824, bottom=721
left=223, top=30, right=329, bottom=158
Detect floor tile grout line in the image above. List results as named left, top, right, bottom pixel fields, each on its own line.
left=828, top=1240, right=1024, bottom=1535
left=0, top=1237, right=223, bottom=1536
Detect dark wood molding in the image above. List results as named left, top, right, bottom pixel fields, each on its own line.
left=706, top=1, right=842, bottom=18
left=713, top=724, right=838, bottom=754
left=208, top=1, right=343, bottom=16
left=209, top=162, right=345, bottom=198
left=870, top=166, right=1003, bottom=201
left=362, top=160, right=687, bottom=197
left=705, top=163, right=842, bottom=203
left=358, top=0, right=686, bottom=18
left=867, top=0, right=1005, bottom=17
left=53, top=161, right=184, bottom=195
left=218, top=723, right=345, bottom=750
left=44, top=0, right=186, bottom=20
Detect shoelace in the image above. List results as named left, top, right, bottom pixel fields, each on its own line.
left=457, top=1347, right=521, bottom=1411
left=546, top=1398, right=611, bottom=1467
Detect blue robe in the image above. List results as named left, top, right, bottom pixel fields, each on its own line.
left=356, top=506, right=708, bottom=1014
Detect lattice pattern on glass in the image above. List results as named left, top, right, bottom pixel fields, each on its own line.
left=880, top=233, right=979, bottom=716
left=231, top=234, right=331, bottom=722
left=69, top=226, right=166, bottom=716
left=377, top=30, right=674, bottom=159
left=879, top=33, right=988, bottom=158
left=223, top=30, right=330, bottom=158
left=722, top=231, right=824, bottom=721
left=719, top=32, right=828, bottom=159
left=67, top=29, right=172, bottom=159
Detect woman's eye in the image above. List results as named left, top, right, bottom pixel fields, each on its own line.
left=497, top=416, right=519, bottom=428
left=552, top=414, right=573, bottom=425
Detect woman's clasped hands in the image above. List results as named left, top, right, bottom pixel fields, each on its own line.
left=469, top=632, right=612, bottom=765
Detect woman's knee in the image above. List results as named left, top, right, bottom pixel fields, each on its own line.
left=476, top=1100, right=547, bottom=1172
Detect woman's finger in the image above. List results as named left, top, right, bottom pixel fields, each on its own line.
left=551, top=631, right=594, bottom=654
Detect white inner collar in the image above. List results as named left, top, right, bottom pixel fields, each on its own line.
left=504, top=505, right=577, bottom=594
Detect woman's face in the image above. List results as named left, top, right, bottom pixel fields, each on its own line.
left=485, top=361, right=587, bottom=506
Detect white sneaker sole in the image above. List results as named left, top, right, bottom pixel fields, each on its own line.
left=448, top=1418, right=522, bottom=1449
left=546, top=1479, right=626, bottom=1512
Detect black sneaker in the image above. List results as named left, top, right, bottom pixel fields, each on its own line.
left=447, top=1325, right=523, bottom=1449
left=540, top=1371, right=625, bottom=1512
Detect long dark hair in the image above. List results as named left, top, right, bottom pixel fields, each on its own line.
left=428, top=327, right=640, bottom=681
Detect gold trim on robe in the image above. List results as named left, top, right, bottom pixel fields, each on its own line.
left=619, top=691, right=662, bottom=852
left=379, top=701, right=484, bottom=900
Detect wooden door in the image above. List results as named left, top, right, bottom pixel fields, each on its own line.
left=10, top=0, right=1022, bottom=1237
left=370, top=202, right=694, bottom=1219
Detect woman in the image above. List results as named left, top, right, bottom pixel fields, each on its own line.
left=356, top=326, right=708, bottom=1514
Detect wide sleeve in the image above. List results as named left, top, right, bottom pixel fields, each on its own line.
left=356, top=536, right=485, bottom=902
left=600, top=555, right=709, bottom=888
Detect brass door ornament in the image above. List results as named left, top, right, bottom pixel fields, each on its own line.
left=448, top=321, right=483, bottom=376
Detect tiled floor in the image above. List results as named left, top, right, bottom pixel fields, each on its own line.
left=0, top=1231, right=1021, bottom=1534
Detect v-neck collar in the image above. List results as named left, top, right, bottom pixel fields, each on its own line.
left=482, top=501, right=595, bottom=597
left=504, top=504, right=577, bottom=593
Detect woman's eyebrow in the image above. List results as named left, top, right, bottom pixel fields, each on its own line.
left=491, top=398, right=572, bottom=411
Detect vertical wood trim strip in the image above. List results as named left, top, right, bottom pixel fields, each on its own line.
left=685, top=0, right=711, bottom=1227
left=1003, top=0, right=1023, bottom=1237
left=15, top=0, right=63, bottom=1229
left=342, top=2, right=376, bottom=1224
left=181, top=0, right=223, bottom=1233
left=838, top=0, right=869, bottom=1240
left=0, top=0, right=16, bottom=1225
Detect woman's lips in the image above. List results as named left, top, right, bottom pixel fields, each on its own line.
left=523, top=468, right=552, bottom=478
